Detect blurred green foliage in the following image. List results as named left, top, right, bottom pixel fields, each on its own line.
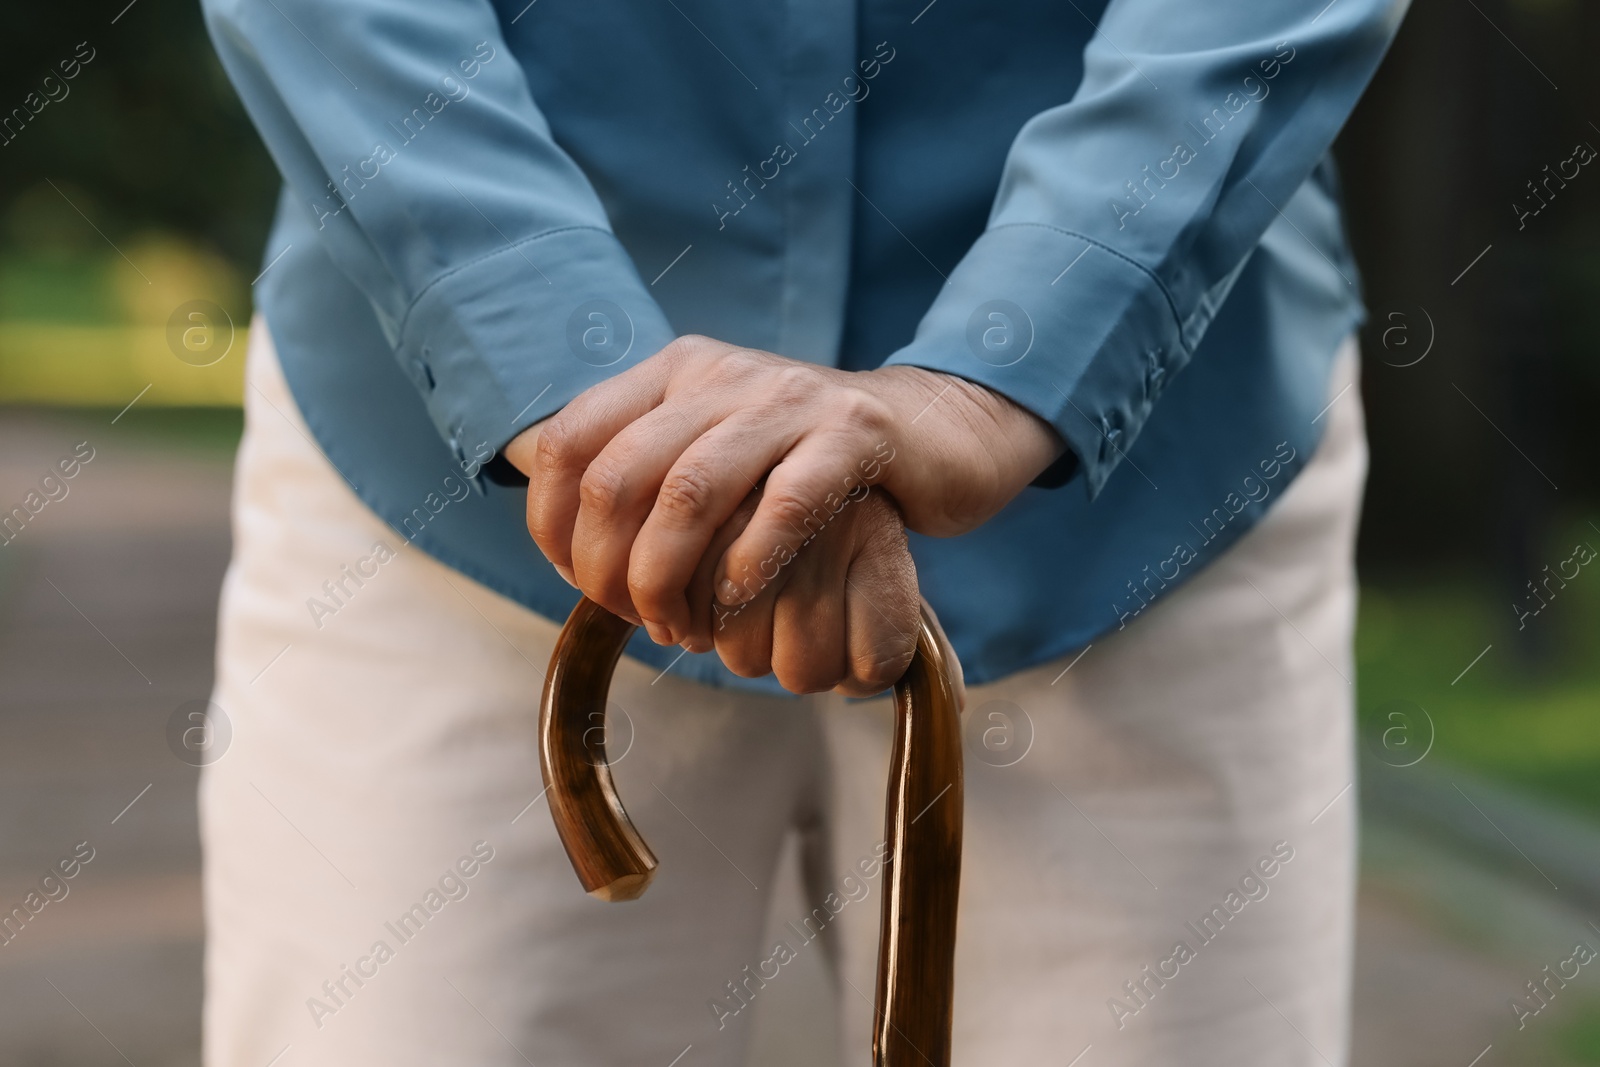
left=0, top=252, right=121, bottom=324
left=0, top=0, right=270, bottom=405
left=1558, top=1008, right=1600, bottom=1064
left=1358, top=515, right=1600, bottom=819
left=0, top=0, right=277, bottom=273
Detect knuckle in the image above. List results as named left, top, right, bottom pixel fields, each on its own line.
left=532, top=417, right=579, bottom=475
left=851, top=638, right=916, bottom=693
left=771, top=364, right=823, bottom=402
left=718, top=563, right=765, bottom=603
left=626, top=571, right=666, bottom=619
left=627, top=560, right=682, bottom=624
left=581, top=563, right=638, bottom=617
left=574, top=564, right=634, bottom=618
left=578, top=458, right=629, bottom=516
left=666, top=334, right=756, bottom=378
left=717, top=642, right=769, bottom=680
left=661, top=334, right=713, bottom=365
left=764, top=492, right=828, bottom=542
left=655, top=463, right=716, bottom=525
left=776, top=666, right=841, bottom=696
left=775, top=647, right=846, bottom=695
left=714, top=346, right=764, bottom=382
left=837, top=387, right=889, bottom=433
left=524, top=507, right=551, bottom=550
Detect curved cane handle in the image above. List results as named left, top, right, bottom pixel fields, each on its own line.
left=538, top=596, right=964, bottom=1067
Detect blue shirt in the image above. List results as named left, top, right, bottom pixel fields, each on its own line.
left=203, top=0, right=1407, bottom=695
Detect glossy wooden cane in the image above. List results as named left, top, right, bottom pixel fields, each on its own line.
left=539, top=595, right=964, bottom=1066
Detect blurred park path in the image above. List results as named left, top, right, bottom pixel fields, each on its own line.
left=0, top=406, right=231, bottom=1067
left=1, top=407, right=1596, bottom=1066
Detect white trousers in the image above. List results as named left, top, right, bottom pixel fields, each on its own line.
left=202, top=323, right=1366, bottom=1067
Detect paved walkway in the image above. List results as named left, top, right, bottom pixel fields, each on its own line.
left=0, top=407, right=226, bottom=1067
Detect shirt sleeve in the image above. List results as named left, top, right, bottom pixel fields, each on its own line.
left=201, top=0, right=677, bottom=459
left=879, top=0, right=1409, bottom=498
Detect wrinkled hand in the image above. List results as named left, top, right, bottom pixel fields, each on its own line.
left=504, top=334, right=1062, bottom=688
left=672, top=483, right=921, bottom=695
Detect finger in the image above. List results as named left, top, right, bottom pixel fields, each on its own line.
left=714, top=430, right=895, bottom=608
left=681, top=490, right=762, bottom=653
left=711, top=564, right=782, bottom=680
left=526, top=336, right=720, bottom=573
left=568, top=401, right=718, bottom=630
left=629, top=406, right=806, bottom=643
left=526, top=375, right=669, bottom=581
left=835, top=496, right=919, bottom=698
left=769, top=523, right=851, bottom=694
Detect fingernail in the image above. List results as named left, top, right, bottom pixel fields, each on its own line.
left=644, top=621, right=672, bottom=645
left=620, top=612, right=644, bottom=627
left=554, top=564, right=578, bottom=589
left=717, top=577, right=744, bottom=606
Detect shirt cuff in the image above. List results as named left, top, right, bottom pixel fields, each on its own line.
left=396, top=226, right=677, bottom=468
left=880, top=223, right=1189, bottom=500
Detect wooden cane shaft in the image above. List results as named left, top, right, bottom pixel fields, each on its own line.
left=873, top=609, right=964, bottom=1067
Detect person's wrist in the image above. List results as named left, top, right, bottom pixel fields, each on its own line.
left=862, top=365, right=1066, bottom=533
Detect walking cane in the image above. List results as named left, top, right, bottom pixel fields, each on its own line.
left=539, top=595, right=965, bottom=1066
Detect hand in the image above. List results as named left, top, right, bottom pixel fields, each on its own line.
left=681, top=483, right=922, bottom=696
left=504, top=334, right=1064, bottom=650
